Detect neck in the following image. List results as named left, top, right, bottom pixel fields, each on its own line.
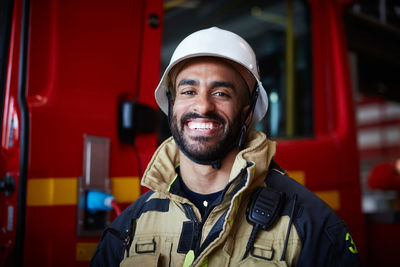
left=179, top=148, right=239, bottom=194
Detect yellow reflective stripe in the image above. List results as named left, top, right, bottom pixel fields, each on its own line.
left=27, top=178, right=77, bottom=206
left=200, top=256, right=208, bottom=267
left=168, top=174, right=178, bottom=192
left=345, top=232, right=358, bottom=254
left=111, top=177, right=141, bottom=203
left=230, top=166, right=251, bottom=227
left=315, top=190, right=340, bottom=210
left=287, top=170, right=305, bottom=185
left=76, top=242, right=98, bottom=261
left=230, top=193, right=242, bottom=227
left=27, top=177, right=140, bottom=206
left=26, top=175, right=340, bottom=211
left=286, top=170, right=339, bottom=210
left=183, top=250, right=195, bottom=267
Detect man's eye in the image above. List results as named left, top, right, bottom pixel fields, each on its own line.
left=214, top=91, right=230, bottom=97
left=181, top=90, right=195, bottom=95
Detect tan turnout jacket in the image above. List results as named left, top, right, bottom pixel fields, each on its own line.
left=120, top=130, right=302, bottom=266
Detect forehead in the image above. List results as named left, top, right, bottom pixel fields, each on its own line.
left=177, top=57, right=236, bottom=73
left=174, top=57, right=247, bottom=87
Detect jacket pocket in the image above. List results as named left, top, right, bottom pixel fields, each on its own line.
left=120, top=253, right=161, bottom=266
left=121, top=237, right=176, bottom=267
left=121, top=238, right=160, bottom=266
left=237, top=256, right=288, bottom=267
left=237, top=243, right=287, bottom=267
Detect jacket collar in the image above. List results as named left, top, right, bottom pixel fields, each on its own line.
left=141, top=130, right=276, bottom=198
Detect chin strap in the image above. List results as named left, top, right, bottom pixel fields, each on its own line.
left=167, top=91, right=172, bottom=126
left=238, top=125, right=247, bottom=150
left=166, top=86, right=260, bottom=170
left=238, top=86, right=259, bottom=150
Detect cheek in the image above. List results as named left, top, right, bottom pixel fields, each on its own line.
left=172, top=100, right=187, bottom=116
left=172, top=101, right=191, bottom=125
left=224, top=101, right=244, bottom=118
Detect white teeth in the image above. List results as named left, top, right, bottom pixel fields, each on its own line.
left=188, top=122, right=213, bottom=130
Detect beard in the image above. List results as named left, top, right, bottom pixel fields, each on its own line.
left=170, top=111, right=243, bottom=163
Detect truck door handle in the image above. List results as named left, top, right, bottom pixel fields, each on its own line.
left=0, top=174, right=15, bottom=196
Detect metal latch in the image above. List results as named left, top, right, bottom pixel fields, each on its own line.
left=0, top=174, right=15, bottom=196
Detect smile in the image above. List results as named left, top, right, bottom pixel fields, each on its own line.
left=188, top=122, right=214, bottom=130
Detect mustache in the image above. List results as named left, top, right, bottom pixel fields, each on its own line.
left=180, top=112, right=225, bottom=125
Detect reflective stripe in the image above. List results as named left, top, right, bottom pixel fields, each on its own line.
left=230, top=193, right=242, bottom=227
left=112, top=177, right=141, bottom=202
left=168, top=174, right=178, bottom=192
left=76, top=242, right=98, bottom=261
left=284, top=170, right=340, bottom=210
left=183, top=250, right=195, bottom=267
left=27, top=177, right=140, bottom=206
left=200, top=256, right=208, bottom=267
left=27, top=178, right=77, bottom=205
left=287, top=170, right=305, bottom=185
left=315, top=190, right=340, bottom=210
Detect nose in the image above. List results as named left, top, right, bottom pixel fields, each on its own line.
left=193, top=91, right=215, bottom=114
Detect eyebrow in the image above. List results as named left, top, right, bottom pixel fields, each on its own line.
left=177, top=79, right=199, bottom=87
left=177, top=79, right=236, bottom=91
left=211, top=81, right=236, bottom=91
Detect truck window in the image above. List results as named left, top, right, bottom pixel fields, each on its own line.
left=161, top=0, right=313, bottom=139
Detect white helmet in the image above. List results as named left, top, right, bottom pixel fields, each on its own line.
left=155, top=27, right=268, bottom=126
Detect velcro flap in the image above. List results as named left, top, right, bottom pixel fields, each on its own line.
left=135, top=238, right=156, bottom=254
left=251, top=241, right=274, bottom=260
left=178, top=221, right=194, bottom=253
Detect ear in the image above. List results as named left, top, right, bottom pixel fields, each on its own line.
left=241, top=104, right=252, bottom=125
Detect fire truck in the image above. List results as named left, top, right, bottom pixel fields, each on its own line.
left=0, top=0, right=399, bottom=266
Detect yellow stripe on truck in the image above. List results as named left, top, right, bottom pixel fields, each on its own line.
left=111, top=177, right=141, bottom=203
left=287, top=170, right=340, bottom=210
left=315, top=190, right=341, bottom=210
left=27, top=178, right=78, bottom=206
left=287, top=170, right=305, bottom=185
left=27, top=175, right=340, bottom=211
left=76, top=242, right=98, bottom=261
left=27, top=177, right=141, bottom=206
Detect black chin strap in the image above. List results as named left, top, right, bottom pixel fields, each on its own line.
left=238, top=87, right=259, bottom=150
left=166, top=86, right=259, bottom=170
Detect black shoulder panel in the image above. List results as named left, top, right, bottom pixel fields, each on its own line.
left=91, top=190, right=171, bottom=266
left=266, top=161, right=362, bottom=267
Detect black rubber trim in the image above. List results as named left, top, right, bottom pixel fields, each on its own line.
left=15, top=0, right=30, bottom=266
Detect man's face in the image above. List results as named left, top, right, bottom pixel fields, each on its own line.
left=170, top=58, right=249, bottom=162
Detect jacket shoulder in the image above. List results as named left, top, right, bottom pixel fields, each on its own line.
left=266, top=163, right=362, bottom=266
left=90, top=190, right=155, bottom=266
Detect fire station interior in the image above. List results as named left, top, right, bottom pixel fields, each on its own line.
left=0, top=0, right=399, bottom=266
left=345, top=2, right=400, bottom=264
left=159, top=0, right=400, bottom=265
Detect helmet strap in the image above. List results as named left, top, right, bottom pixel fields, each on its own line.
left=238, top=125, right=247, bottom=150
left=237, top=86, right=259, bottom=150
left=166, top=91, right=172, bottom=126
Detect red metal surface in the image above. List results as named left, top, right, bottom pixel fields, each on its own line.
left=0, top=0, right=162, bottom=266
left=0, top=0, right=23, bottom=265
left=0, top=0, right=373, bottom=264
left=365, top=223, right=400, bottom=267
left=275, top=0, right=365, bottom=259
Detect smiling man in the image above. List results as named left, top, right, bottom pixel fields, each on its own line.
left=91, top=27, right=361, bottom=267
left=170, top=57, right=251, bottom=194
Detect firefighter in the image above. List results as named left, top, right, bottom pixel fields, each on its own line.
left=91, top=27, right=361, bottom=266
